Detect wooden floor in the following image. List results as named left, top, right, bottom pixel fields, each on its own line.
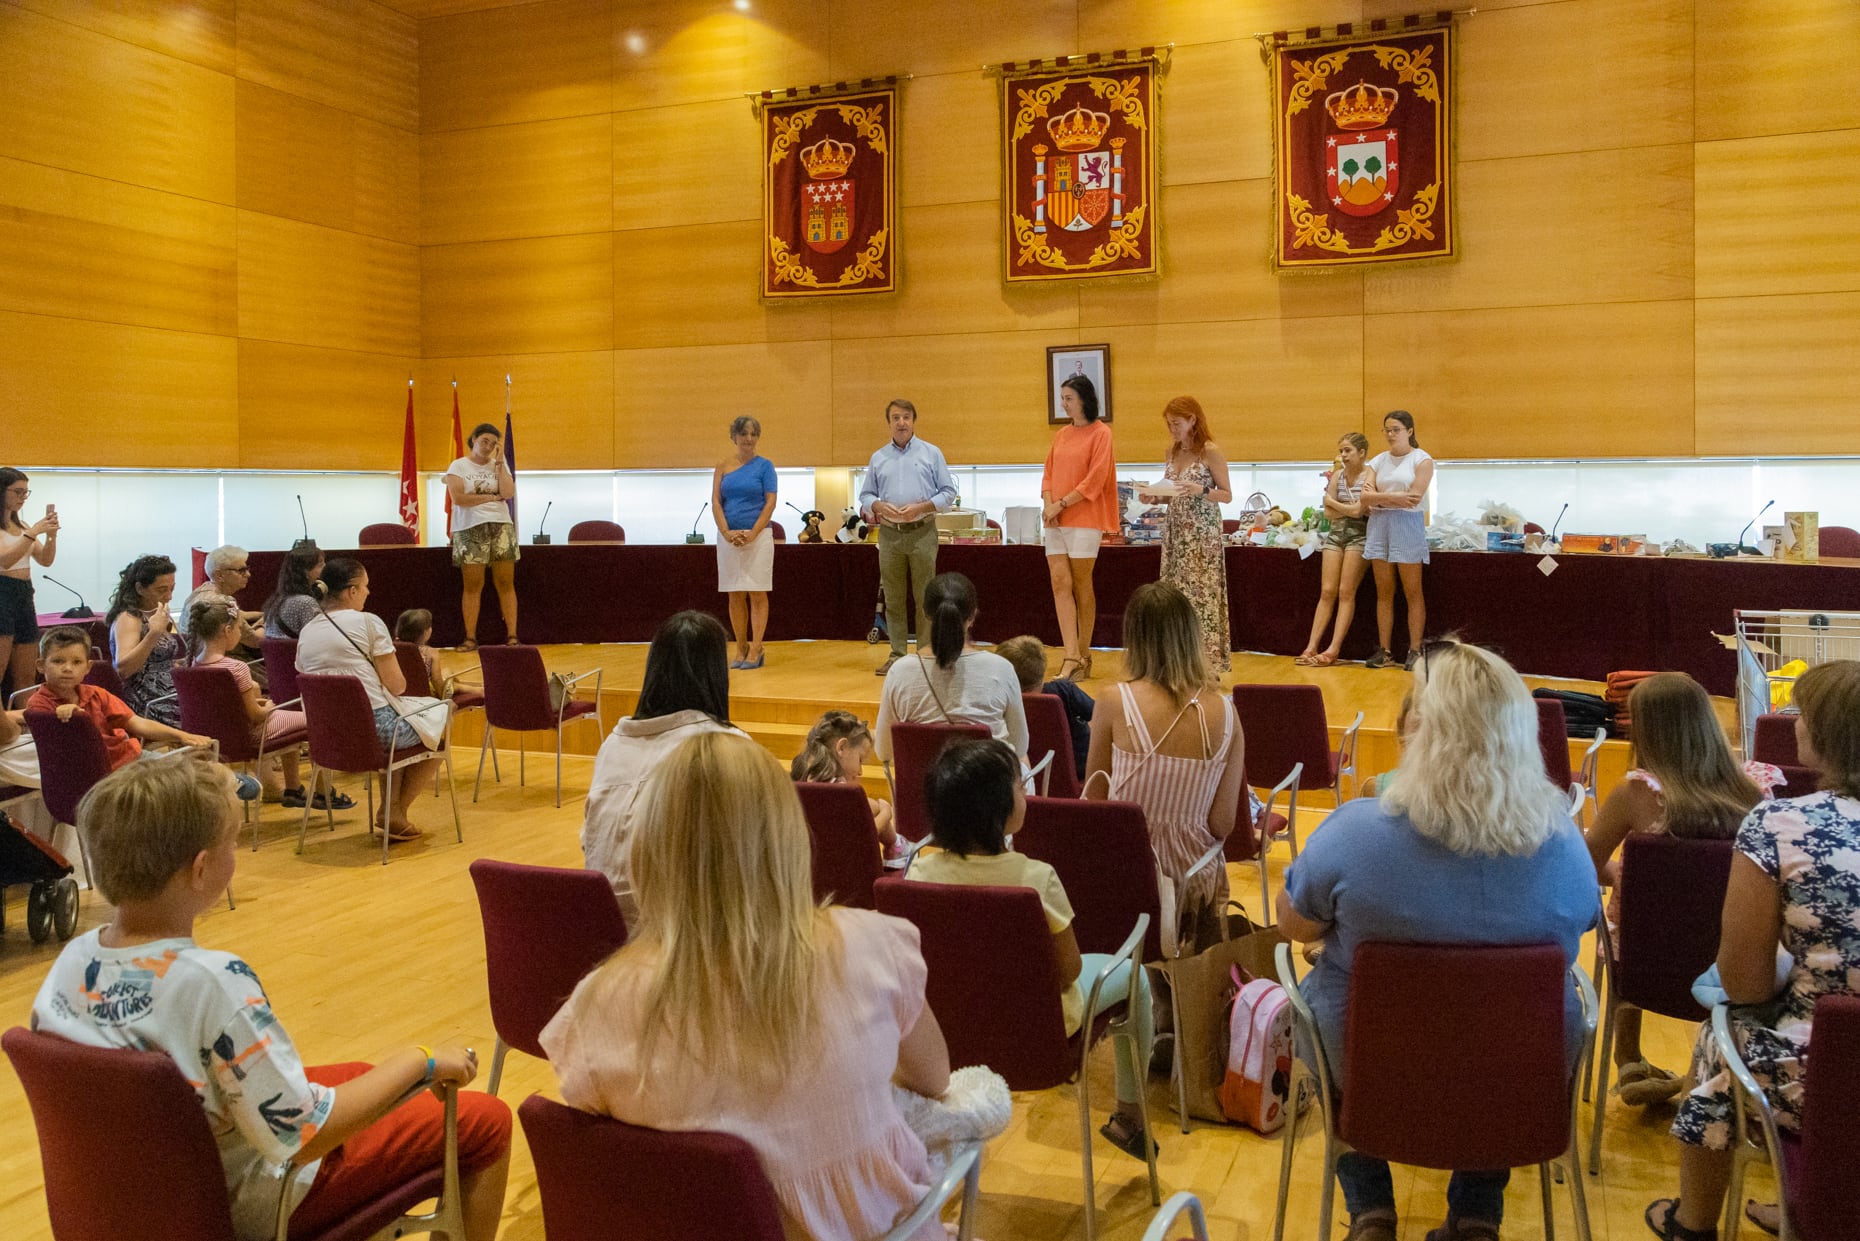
left=0, top=642, right=1765, bottom=1240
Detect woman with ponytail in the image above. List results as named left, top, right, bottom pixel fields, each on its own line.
left=873, top=572, right=1028, bottom=764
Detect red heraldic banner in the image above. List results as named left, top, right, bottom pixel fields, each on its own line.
left=1272, top=26, right=1454, bottom=268
left=1003, top=60, right=1158, bottom=281
left=762, top=88, right=895, bottom=297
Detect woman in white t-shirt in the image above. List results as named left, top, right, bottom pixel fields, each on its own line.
left=1360, top=410, right=1435, bottom=671
left=295, top=558, right=440, bottom=841
left=443, top=423, right=519, bottom=651
left=874, top=572, right=1029, bottom=763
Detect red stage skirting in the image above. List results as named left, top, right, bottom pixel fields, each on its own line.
left=197, top=545, right=1860, bottom=698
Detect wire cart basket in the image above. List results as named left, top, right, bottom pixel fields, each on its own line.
left=1731, top=609, right=1860, bottom=755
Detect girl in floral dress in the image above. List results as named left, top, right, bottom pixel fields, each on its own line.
left=1148, top=396, right=1233, bottom=675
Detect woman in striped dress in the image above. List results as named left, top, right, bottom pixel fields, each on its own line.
left=1083, top=582, right=1248, bottom=950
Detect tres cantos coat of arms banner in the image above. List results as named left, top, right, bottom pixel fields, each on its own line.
left=1000, top=54, right=1159, bottom=282
left=760, top=84, right=896, bottom=297
left=1270, top=23, right=1454, bottom=268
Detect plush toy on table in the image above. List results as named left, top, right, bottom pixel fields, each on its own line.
left=836, top=505, right=872, bottom=544
left=796, top=509, right=826, bottom=543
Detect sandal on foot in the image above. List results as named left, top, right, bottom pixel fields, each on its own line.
left=1645, top=1198, right=1717, bottom=1241
left=1058, top=657, right=1084, bottom=682
left=1617, top=1059, right=1684, bottom=1105
left=1098, top=1113, right=1158, bottom=1161
left=458, top=639, right=478, bottom=652
left=1426, top=1217, right=1499, bottom=1241
left=1744, top=1201, right=1780, bottom=1237
left=1293, top=651, right=1319, bottom=666
left=1344, top=1212, right=1397, bottom=1241
left=370, top=820, right=425, bottom=842
left=310, top=789, right=355, bottom=812
left=1310, top=651, right=1339, bottom=667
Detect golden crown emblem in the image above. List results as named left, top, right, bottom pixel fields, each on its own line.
left=1045, top=105, right=1111, bottom=152
left=799, top=137, right=856, bottom=180
left=1324, top=81, right=1398, bottom=130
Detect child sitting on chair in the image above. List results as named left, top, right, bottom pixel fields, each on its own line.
left=996, top=634, right=1093, bottom=778
left=26, top=626, right=208, bottom=770
left=191, top=596, right=311, bottom=807
left=790, top=709, right=898, bottom=857
left=394, top=609, right=441, bottom=697
left=29, top=753, right=512, bottom=1241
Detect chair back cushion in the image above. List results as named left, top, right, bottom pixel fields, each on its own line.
left=1536, top=698, right=1575, bottom=788
left=566, top=520, right=625, bottom=544
left=173, top=665, right=259, bottom=763
left=262, top=637, right=301, bottom=705
left=84, top=659, right=128, bottom=702
left=1797, top=995, right=1860, bottom=1238
left=1775, top=764, right=1819, bottom=799
left=22, top=710, right=114, bottom=825
left=1341, top=942, right=1570, bottom=1168
left=518, top=1094, right=786, bottom=1240
left=393, top=643, right=433, bottom=698
left=1615, top=835, right=1734, bottom=1020
left=1231, top=684, right=1331, bottom=788
left=3, top=1027, right=238, bottom=1241
left=469, top=861, right=629, bottom=1060
left=357, top=523, right=417, bottom=546
left=1022, top=693, right=1082, bottom=798
left=1816, top=525, right=1860, bottom=559
left=297, top=674, right=388, bottom=772
left=1015, top=796, right=1162, bottom=961
left=888, top=722, right=989, bottom=842
left=477, top=644, right=555, bottom=732
left=795, top=782, right=884, bottom=909
left=1752, top=713, right=1801, bottom=767
left=873, top=877, right=1073, bottom=1089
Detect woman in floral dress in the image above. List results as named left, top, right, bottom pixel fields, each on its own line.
left=1148, top=396, right=1232, bottom=675
left=1646, top=659, right=1860, bottom=1241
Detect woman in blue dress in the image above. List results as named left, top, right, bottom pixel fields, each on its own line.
left=711, top=416, right=778, bottom=670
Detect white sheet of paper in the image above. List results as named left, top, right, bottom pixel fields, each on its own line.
left=1538, top=556, right=1559, bottom=576
left=1758, top=537, right=1777, bottom=558
left=1136, top=479, right=1182, bottom=498
left=1782, top=522, right=1798, bottom=550
left=1298, top=541, right=1318, bottom=560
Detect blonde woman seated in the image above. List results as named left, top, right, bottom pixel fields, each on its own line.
left=1083, top=582, right=1246, bottom=949
left=543, top=731, right=953, bottom=1240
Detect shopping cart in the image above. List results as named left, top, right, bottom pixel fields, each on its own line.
left=1731, top=609, right=1860, bottom=755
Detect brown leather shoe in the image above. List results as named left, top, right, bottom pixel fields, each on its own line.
left=1346, top=1213, right=1398, bottom=1241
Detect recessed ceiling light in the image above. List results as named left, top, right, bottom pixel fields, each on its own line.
left=623, top=30, right=647, bottom=54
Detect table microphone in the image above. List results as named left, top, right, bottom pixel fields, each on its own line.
left=532, top=500, right=554, bottom=545
left=292, top=495, right=314, bottom=552
left=43, top=575, right=95, bottom=618
left=686, top=501, right=709, bottom=545
left=1548, top=502, right=1568, bottom=542
left=1709, top=499, right=1773, bottom=558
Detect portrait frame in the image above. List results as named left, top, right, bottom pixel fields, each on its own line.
left=1046, top=343, right=1112, bottom=424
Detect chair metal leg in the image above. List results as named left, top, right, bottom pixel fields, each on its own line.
left=1317, top=1134, right=1337, bottom=1241
left=1259, top=851, right=1274, bottom=928
left=1286, top=785, right=1301, bottom=857
left=1272, top=1077, right=1298, bottom=1241
left=225, top=883, right=236, bottom=911
left=486, top=1037, right=509, bottom=1097
left=956, top=1147, right=981, bottom=1241
left=444, top=752, right=462, bottom=843
left=473, top=725, right=493, bottom=802
left=1540, top=1163, right=1556, bottom=1241
left=1587, top=997, right=1619, bottom=1174
left=298, top=762, right=317, bottom=854
left=1565, top=1147, right=1593, bottom=1241
left=1121, top=1026, right=1161, bottom=1208
left=382, top=764, right=393, bottom=866
left=555, top=728, right=564, bottom=808
left=1077, top=1062, right=1098, bottom=1241
left=519, top=741, right=526, bottom=787
left=1723, top=1151, right=1747, bottom=1241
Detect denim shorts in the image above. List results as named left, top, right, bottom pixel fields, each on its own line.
left=372, top=704, right=419, bottom=750
left=1364, top=508, right=1430, bottom=564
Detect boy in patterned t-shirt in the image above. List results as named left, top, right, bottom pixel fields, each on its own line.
left=30, top=753, right=511, bottom=1241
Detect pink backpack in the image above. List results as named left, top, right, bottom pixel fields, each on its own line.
left=1218, top=966, right=1294, bottom=1132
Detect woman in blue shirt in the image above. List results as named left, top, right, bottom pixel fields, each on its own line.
left=712, top=416, right=779, bottom=669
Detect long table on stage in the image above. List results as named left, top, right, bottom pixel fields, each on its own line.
left=209, top=544, right=1860, bottom=697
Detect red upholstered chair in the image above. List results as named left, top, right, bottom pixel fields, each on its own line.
left=4, top=1026, right=466, bottom=1241
left=83, top=658, right=127, bottom=703
left=884, top=721, right=988, bottom=843
left=1817, top=524, right=1860, bottom=558
left=518, top=1093, right=982, bottom=1241
left=1535, top=697, right=1605, bottom=821
left=472, top=644, right=602, bottom=808
left=397, top=641, right=489, bottom=786
left=260, top=637, right=301, bottom=710
left=1718, top=994, right=1860, bottom=1241
left=1230, top=684, right=1362, bottom=857
left=173, top=664, right=309, bottom=847
left=566, top=520, right=625, bottom=543
left=1586, top=835, right=1734, bottom=1171
left=985, top=518, right=1002, bottom=531
left=468, top=859, right=629, bottom=1094
left=1271, top=941, right=1595, bottom=1241
left=794, top=781, right=884, bottom=909
left=1222, top=519, right=1241, bottom=535
left=769, top=520, right=786, bottom=542
left=358, top=522, right=418, bottom=546
left=1750, top=712, right=1819, bottom=795
left=874, top=876, right=1157, bottom=1240
left=296, top=672, right=462, bottom=865
left=1023, top=692, right=1083, bottom=798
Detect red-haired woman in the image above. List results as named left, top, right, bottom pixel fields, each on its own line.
left=1144, top=396, right=1233, bottom=674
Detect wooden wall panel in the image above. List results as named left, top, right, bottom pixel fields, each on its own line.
left=826, top=0, right=1074, bottom=80
left=0, top=4, right=235, bottom=203
left=1080, top=0, right=1358, bottom=50
left=238, top=212, right=420, bottom=355
left=614, top=341, right=834, bottom=468
left=1696, top=131, right=1860, bottom=300
left=1696, top=293, right=1860, bottom=457
left=0, top=311, right=239, bottom=467
left=236, top=0, right=418, bottom=131
left=11, top=0, right=237, bottom=72
left=1364, top=144, right=1695, bottom=314
left=236, top=79, right=357, bottom=234
left=609, top=0, right=828, bottom=113
left=237, top=340, right=421, bottom=468
left=421, top=115, right=613, bottom=245
left=1158, top=39, right=1268, bottom=187
left=897, top=72, right=998, bottom=209
left=422, top=233, right=615, bottom=357
left=611, top=99, right=760, bottom=230
left=349, top=112, right=422, bottom=246
left=1696, top=1, right=1860, bottom=142
left=0, top=157, right=237, bottom=335
left=419, top=0, right=612, bottom=133
left=1363, top=302, right=1696, bottom=459
left=416, top=353, right=615, bottom=469
left=611, top=220, right=830, bottom=349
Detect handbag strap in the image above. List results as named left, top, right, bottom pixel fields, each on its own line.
left=913, top=651, right=957, bottom=724
left=312, top=608, right=407, bottom=713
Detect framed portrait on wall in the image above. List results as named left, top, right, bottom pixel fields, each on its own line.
left=1046, top=343, right=1112, bottom=424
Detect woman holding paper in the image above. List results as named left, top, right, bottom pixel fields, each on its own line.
left=1142, top=396, right=1232, bottom=674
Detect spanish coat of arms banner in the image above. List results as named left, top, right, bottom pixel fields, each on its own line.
left=761, top=87, right=895, bottom=297
left=1001, top=59, right=1158, bottom=282
left=1271, top=25, right=1453, bottom=269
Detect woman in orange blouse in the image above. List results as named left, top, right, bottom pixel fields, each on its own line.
left=1041, top=375, right=1119, bottom=682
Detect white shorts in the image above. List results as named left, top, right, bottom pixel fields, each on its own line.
left=1042, top=526, right=1103, bottom=559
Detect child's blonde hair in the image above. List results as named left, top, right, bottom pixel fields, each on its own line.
left=790, top=709, right=872, bottom=783
left=995, top=635, right=1046, bottom=692
left=78, top=752, right=237, bottom=903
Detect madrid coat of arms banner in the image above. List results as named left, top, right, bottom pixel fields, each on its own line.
left=1271, top=25, right=1454, bottom=269
left=761, top=87, right=895, bottom=298
left=1001, top=59, right=1158, bottom=282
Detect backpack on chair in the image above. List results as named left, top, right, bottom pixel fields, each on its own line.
left=1218, top=965, right=1294, bottom=1133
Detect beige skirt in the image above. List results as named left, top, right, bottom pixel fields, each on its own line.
left=716, top=527, right=774, bottom=592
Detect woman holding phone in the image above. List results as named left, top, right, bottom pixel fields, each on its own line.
left=444, top=424, right=520, bottom=650
left=0, top=468, right=59, bottom=699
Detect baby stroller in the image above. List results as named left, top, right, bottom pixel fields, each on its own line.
left=0, top=810, right=80, bottom=944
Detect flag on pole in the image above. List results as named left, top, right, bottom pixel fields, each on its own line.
left=445, top=382, right=463, bottom=535
left=502, top=374, right=517, bottom=529
left=397, top=378, right=419, bottom=535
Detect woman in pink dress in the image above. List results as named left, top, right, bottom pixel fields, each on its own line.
left=542, top=731, right=953, bottom=1240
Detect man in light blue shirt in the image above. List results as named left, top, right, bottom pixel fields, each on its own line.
left=858, top=399, right=958, bottom=673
